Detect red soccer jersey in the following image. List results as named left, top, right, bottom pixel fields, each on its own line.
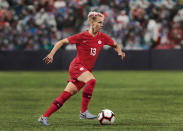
left=68, top=30, right=114, bottom=71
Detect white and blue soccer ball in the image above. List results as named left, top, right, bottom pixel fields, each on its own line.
left=98, top=109, right=115, bottom=125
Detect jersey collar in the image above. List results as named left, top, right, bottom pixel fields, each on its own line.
left=86, top=30, right=100, bottom=38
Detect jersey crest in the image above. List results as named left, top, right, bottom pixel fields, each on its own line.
left=98, top=40, right=102, bottom=45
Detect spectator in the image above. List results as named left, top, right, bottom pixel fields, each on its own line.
left=0, top=0, right=182, bottom=51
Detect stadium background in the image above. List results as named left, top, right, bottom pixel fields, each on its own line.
left=0, top=0, right=183, bottom=70
left=1, top=0, right=183, bottom=131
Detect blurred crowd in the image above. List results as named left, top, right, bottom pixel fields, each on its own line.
left=0, top=0, right=183, bottom=51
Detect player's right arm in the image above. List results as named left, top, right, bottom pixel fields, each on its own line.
left=43, top=38, right=69, bottom=64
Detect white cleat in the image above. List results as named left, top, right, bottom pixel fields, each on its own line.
left=80, top=110, right=97, bottom=119
left=38, top=115, right=50, bottom=126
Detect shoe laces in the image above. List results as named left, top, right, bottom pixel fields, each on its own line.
left=83, top=110, right=93, bottom=116
left=42, top=116, right=48, bottom=121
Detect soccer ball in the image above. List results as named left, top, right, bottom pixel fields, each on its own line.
left=98, top=109, right=115, bottom=125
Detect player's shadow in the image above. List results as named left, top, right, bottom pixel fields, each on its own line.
left=52, top=119, right=122, bottom=127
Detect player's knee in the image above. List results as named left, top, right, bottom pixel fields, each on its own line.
left=71, top=89, right=78, bottom=95
left=64, top=88, right=78, bottom=95
left=64, top=82, right=78, bottom=95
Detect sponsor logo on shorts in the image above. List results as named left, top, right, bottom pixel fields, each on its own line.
left=83, top=40, right=87, bottom=43
left=80, top=67, right=84, bottom=71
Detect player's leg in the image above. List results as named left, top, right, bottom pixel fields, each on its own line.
left=38, top=82, right=78, bottom=126
left=77, top=71, right=95, bottom=83
left=77, top=71, right=97, bottom=119
left=43, top=82, right=78, bottom=117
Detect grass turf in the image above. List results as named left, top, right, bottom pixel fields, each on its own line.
left=0, top=71, right=183, bottom=131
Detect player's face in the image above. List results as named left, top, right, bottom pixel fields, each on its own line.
left=92, top=16, right=104, bottom=33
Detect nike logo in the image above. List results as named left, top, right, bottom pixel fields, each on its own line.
left=83, top=40, right=87, bottom=43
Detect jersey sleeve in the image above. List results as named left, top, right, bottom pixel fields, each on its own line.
left=103, top=33, right=114, bottom=46
left=67, top=33, right=82, bottom=44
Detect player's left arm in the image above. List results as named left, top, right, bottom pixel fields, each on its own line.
left=112, top=42, right=125, bottom=60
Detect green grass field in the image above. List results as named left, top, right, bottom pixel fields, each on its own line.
left=0, top=71, right=183, bottom=131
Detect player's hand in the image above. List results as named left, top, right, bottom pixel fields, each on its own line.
left=118, top=52, right=125, bottom=60
left=43, top=54, right=53, bottom=64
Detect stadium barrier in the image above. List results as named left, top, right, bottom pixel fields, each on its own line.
left=0, top=49, right=183, bottom=70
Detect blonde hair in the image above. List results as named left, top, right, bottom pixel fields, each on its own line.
left=88, top=11, right=104, bottom=24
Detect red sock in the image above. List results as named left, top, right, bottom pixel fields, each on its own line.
left=43, top=91, right=72, bottom=117
left=81, top=79, right=96, bottom=113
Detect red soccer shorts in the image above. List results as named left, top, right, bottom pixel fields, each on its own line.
left=68, top=60, right=88, bottom=91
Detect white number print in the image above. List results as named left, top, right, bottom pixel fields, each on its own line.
left=90, top=48, right=96, bottom=56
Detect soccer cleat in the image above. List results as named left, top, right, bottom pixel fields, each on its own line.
left=38, top=115, right=50, bottom=126
left=80, top=110, right=97, bottom=119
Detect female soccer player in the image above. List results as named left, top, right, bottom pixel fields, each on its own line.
left=38, top=11, right=125, bottom=126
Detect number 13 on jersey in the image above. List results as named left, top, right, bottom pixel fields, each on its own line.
left=90, top=48, right=96, bottom=56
